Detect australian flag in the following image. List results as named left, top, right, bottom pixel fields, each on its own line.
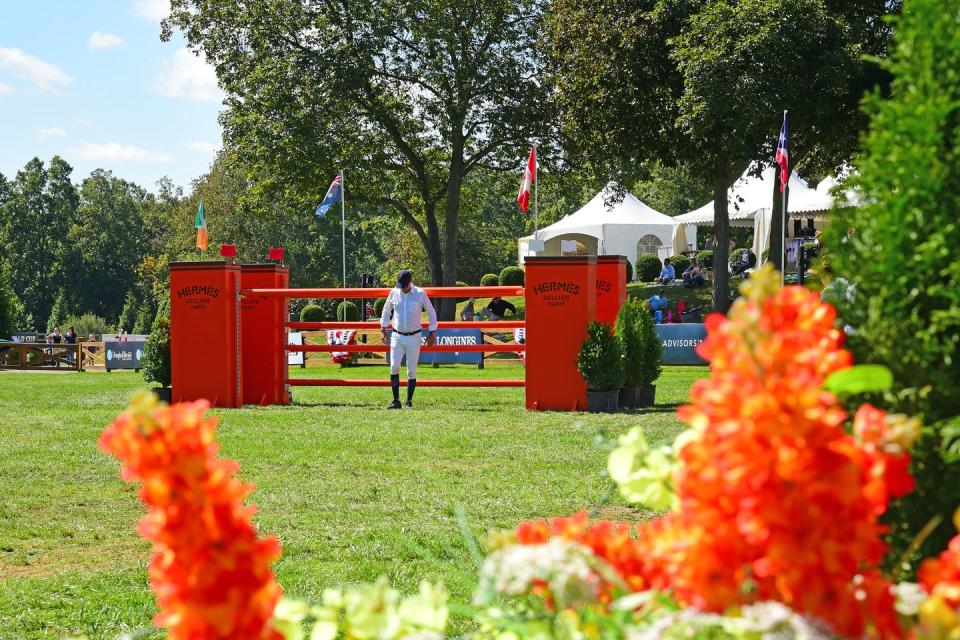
left=316, top=171, right=343, bottom=217
left=775, top=113, right=789, bottom=193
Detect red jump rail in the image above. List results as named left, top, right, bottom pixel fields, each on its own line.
left=288, top=321, right=526, bottom=330
left=287, top=344, right=525, bottom=353
left=289, top=379, right=524, bottom=387
left=242, top=286, right=524, bottom=299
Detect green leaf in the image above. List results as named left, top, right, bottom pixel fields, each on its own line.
left=822, top=365, right=893, bottom=396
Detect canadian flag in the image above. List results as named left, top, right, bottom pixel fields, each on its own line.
left=517, top=146, right=537, bottom=213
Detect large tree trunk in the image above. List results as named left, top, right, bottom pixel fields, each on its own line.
left=711, top=153, right=731, bottom=314
left=436, top=137, right=466, bottom=321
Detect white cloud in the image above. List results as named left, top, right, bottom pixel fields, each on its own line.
left=0, top=81, right=13, bottom=95
left=37, top=127, right=67, bottom=139
left=0, top=48, right=72, bottom=93
left=69, top=142, right=174, bottom=163
left=182, top=141, right=220, bottom=156
left=89, top=32, right=126, bottom=51
left=131, top=0, right=169, bottom=22
left=156, top=47, right=223, bottom=102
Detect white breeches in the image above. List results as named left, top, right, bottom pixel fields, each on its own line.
left=389, top=332, right=422, bottom=377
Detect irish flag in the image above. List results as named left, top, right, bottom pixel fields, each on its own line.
left=195, top=199, right=208, bottom=252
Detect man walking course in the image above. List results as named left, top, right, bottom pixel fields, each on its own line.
left=380, top=270, right=438, bottom=409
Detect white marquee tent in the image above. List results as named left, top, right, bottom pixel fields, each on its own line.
left=670, top=166, right=839, bottom=260
left=518, top=185, right=697, bottom=268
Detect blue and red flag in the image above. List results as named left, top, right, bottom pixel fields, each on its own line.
left=316, top=171, right=343, bottom=217
left=775, top=113, right=789, bottom=192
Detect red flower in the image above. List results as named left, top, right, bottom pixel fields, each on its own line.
left=100, top=394, right=283, bottom=640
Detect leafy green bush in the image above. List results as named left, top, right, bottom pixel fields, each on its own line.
left=625, top=260, right=634, bottom=283
left=132, top=304, right=154, bottom=335
left=63, top=313, right=111, bottom=340
left=577, top=321, right=625, bottom=391
left=635, top=302, right=663, bottom=386
left=499, top=266, right=525, bottom=287
left=728, top=248, right=747, bottom=266
left=825, top=0, right=960, bottom=573
left=760, top=249, right=769, bottom=264
left=615, top=300, right=644, bottom=387
left=0, top=269, right=24, bottom=340
left=670, top=255, right=690, bottom=275
left=117, top=292, right=137, bottom=333
left=480, top=273, right=500, bottom=287
left=336, top=301, right=360, bottom=322
left=373, top=298, right=387, bottom=318
left=635, top=254, right=662, bottom=282
left=300, top=304, right=326, bottom=322
left=456, top=280, right=469, bottom=303
left=142, top=316, right=171, bottom=388
left=696, top=249, right=713, bottom=265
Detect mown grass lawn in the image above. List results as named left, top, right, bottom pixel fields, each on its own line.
left=0, top=364, right=706, bottom=639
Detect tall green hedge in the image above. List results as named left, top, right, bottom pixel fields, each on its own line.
left=499, top=266, right=525, bottom=287
left=635, top=254, right=662, bottom=282
left=825, top=0, right=960, bottom=573
left=142, top=316, right=171, bottom=388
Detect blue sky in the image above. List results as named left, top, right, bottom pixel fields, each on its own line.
left=0, top=0, right=223, bottom=194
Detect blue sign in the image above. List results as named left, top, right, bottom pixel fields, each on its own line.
left=654, top=324, right=708, bottom=365
left=386, top=329, right=484, bottom=366
left=105, top=340, right=145, bottom=371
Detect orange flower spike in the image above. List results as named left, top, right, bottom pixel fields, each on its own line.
left=100, top=392, right=283, bottom=640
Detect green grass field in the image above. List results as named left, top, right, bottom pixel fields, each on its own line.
left=0, top=364, right=706, bottom=639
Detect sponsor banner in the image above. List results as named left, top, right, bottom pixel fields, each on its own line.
left=104, top=341, right=145, bottom=370
left=12, top=332, right=43, bottom=343
left=386, top=329, right=484, bottom=366
left=101, top=334, right=149, bottom=343
left=654, top=323, right=708, bottom=366
left=288, top=332, right=304, bottom=366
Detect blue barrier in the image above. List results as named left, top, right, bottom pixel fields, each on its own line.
left=654, top=324, right=708, bottom=365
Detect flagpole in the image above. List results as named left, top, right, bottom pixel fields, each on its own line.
left=341, top=170, right=347, bottom=299
left=781, top=110, right=788, bottom=286
left=533, top=146, right=539, bottom=240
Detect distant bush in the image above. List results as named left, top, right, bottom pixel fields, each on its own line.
left=46, top=290, right=70, bottom=334
left=669, top=255, right=690, bottom=275
left=373, top=298, right=387, bottom=318
left=300, top=304, right=326, bottom=322
left=760, top=249, right=769, bottom=264
left=480, top=273, right=500, bottom=287
left=455, top=281, right=469, bottom=302
left=695, top=249, right=714, bottom=266
left=336, top=301, right=360, bottom=322
left=625, top=260, right=634, bottom=283
left=142, top=316, right=171, bottom=388
left=63, top=313, right=112, bottom=340
left=499, top=266, right=525, bottom=287
left=132, top=304, right=153, bottom=335
left=117, top=292, right=137, bottom=333
left=635, top=254, right=662, bottom=282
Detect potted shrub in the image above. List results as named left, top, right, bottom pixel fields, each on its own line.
left=142, top=316, right=172, bottom=403
left=615, top=299, right=646, bottom=408
left=634, top=305, right=663, bottom=406
left=577, top=321, right=625, bottom=413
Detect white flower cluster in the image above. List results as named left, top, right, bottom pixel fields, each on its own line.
left=627, top=601, right=835, bottom=640
left=474, top=539, right=603, bottom=609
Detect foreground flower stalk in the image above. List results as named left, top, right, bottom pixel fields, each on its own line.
left=100, top=393, right=283, bottom=639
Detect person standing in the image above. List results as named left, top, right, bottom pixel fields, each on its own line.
left=380, top=269, right=438, bottom=409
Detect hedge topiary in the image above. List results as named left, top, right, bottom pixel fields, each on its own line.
left=480, top=273, right=500, bottom=287
left=696, top=249, right=714, bottom=265
left=669, top=255, right=690, bottom=275
left=825, top=0, right=960, bottom=573
left=635, top=302, right=663, bottom=386
left=615, top=300, right=644, bottom=387
left=373, top=298, right=387, bottom=318
left=336, top=300, right=360, bottom=322
left=635, top=254, right=662, bottom=282
left=300, top=304, right=326, bottom=322
left=499, top=266, right=524, bottom=287
left=625, top=260, right=634, bottom=283
left=576, top=321, right=625, bottom=391
left=142, top=316, right=171, bottom=388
